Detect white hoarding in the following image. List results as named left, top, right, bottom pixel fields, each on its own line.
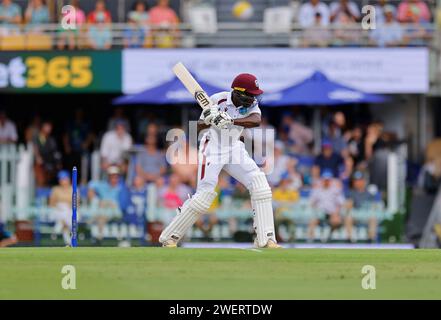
left=123, top=48, right=428, bottom=95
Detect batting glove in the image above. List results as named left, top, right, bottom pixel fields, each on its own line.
left=202, top=105, right=220, bottom=126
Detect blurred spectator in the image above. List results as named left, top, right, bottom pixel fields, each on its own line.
left=347, top=126, right=366, bottom=167
left=332, top=11, right=360, bottom=46
left=325, top=120, right=348, bottom=156
left=170, top=140, right=198, bottom=188
left=402, top=4, right=432, bottom=46
left=25, top=114, right=41, bottom=145
left=63, top=109, right=95, bottom=176
left=136, top=135, right=167, bottom=184
left=232, top=182, right=251, bottom=208
left=312, top=140, right=344, bottom=179
left=100, top=121, right=133, bottom=172
left=273, top=173, right=300, bottom=204
left=196, top=184, right=220, bottom=240
left=370, top=5, right=404, bottom=47
left=49, top=171, right=74, bottom=246
left=330, top=0, right=360, bottom=23
left=364, top=121, right=386, bottom=160
left=0, top=0, right=22, bottom=34
left=308, top=170, right=345, bottom=242
left=88, top=166, right=124, bottom=244
left=25, top=0, right=50, bottom=26
left=273, top=173, right=299, bottom=242
left=280, top=113, right=313, bottom=155
left=128, top=1, right=149, bottom=25
left=149, top=0, right=179, bottom=48
left=33, top=121, right=61, bottom=187
left=0, top=222, right=17, bottom=247
left=0, top=110, right=18, bottom=144
left=57, top=0, right=86, bottom=50
left=298, top=0, right=330, bottom=27
left=159, top=173, right=190, bottom=209
left=418, top=157, right=441, bottom=195
left=107, top=107, right=131, bottom=132
left=265, top=140, right=291, bottom=187
left=397, top=0, right=431, bottom=23
left=286, top=158, right=303, bottom=190
left=302, top=12, right=331, bottom=47
left=87, top=10, right=113, bottom=50
left=375, top=0, right=396, bottom=25
left=249, top=116, right=275, bottom=164
left=87, top=0, right=112, bottom=24
left=119, top=175, right=148, bottom=245
left=124, top=1, right=150, bottom=48
left=345, top=171, right=379, bottom=243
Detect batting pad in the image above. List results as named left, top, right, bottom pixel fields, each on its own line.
left=159, top=190, right=217, bottom=244
left=250, top=172, right=277, bottom=247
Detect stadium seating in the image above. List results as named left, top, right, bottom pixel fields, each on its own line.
left=0, top=34, right=26, bottom=51
left=25, top=33, right=53, bottom=50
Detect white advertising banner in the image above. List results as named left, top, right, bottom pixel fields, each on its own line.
left=123, top=48, right=429, bottom=94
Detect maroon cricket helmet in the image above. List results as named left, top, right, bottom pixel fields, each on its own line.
left=231, top=73, right=264, bottom=96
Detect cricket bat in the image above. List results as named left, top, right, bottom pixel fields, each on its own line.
left=172, top=62, right=214, bottom=110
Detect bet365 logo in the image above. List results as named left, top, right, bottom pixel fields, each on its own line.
left=0, top=56, right=92, bottom=89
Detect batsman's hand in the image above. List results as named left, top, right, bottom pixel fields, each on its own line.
left=202, top=105, right=220, bottom=126
left=212, top=111, right=233, bottom=129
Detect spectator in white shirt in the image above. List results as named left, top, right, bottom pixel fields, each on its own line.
left=307, top=170, right=345, bottom=242
left=330, top=0, right=360, bottom=23
left=100, top=120, right=133, bottom=172
left=0, top=110, right=18, bottom=144
left=298, top=0, right=330, bottom=27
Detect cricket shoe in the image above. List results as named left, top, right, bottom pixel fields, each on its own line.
left=254, top=239, right=282, bottom=249
left=162, top=240, right=178, bottom=248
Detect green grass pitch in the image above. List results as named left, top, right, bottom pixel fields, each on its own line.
left=0, top=248, right=440, bottom=299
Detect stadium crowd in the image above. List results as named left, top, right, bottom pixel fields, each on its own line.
left=0, top=105, right=401, bottom=246
left=0, top=0, right=436, bottom=49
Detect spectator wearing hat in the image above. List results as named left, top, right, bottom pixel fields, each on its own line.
left=308, top=169, right=345, bottom=242
left=100, top=120, right=133, bottom=173
left=370, top=5, right=404, bottom=47
left=375, top=0, right=396, bottom=25
left=0, top=110, right=17, bottom=145
left=88, top=166, right=125, bottom=244
left=312, top=140, right=345, bottom=180
left=345, top=171, right=381, bottom=243
left=49, top=170, right=75, bottom=246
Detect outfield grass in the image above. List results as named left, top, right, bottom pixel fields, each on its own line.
left=0, top=248, right=440, bottom=299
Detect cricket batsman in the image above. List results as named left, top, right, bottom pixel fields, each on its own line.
left=160, top=73, right=280, bottom=248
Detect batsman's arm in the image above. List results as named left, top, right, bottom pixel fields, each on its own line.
left=197, top=119, right=210, bottom=133
left=232, top=113, right=261, bottom=128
